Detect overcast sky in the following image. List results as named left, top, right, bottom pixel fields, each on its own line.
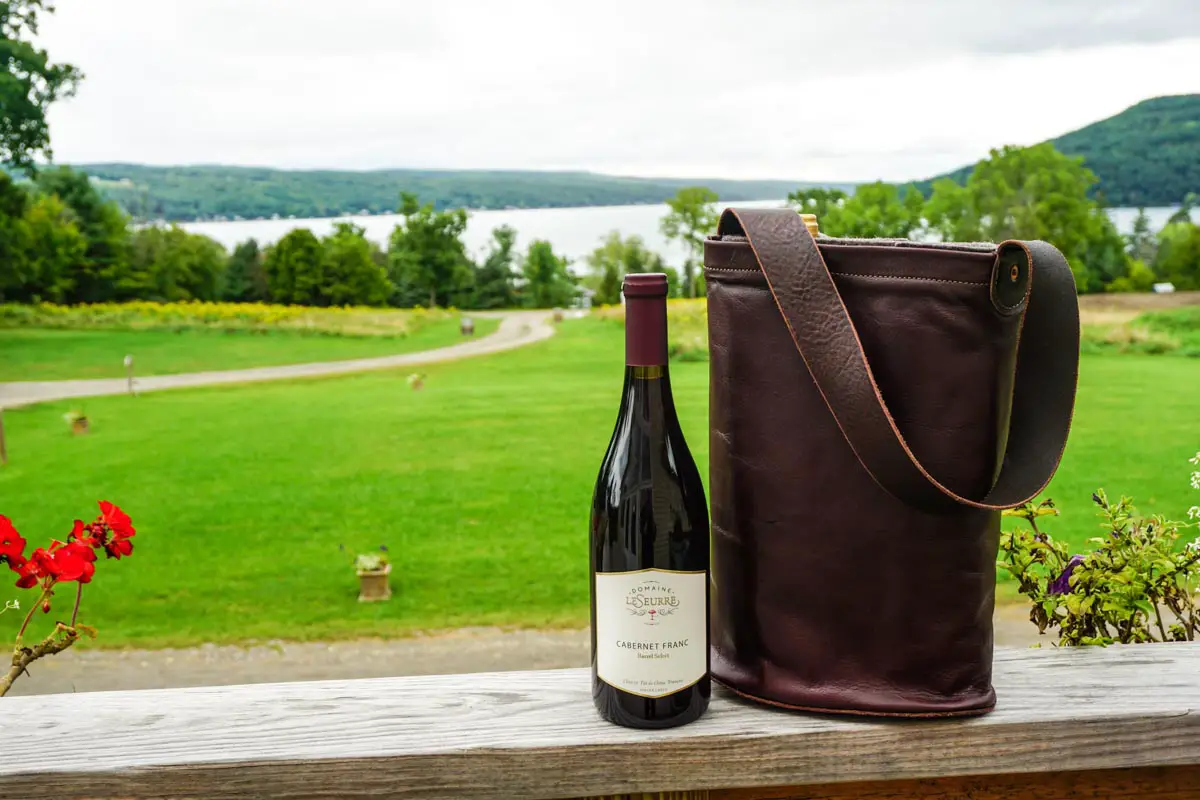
left=36, top=0, right=1200, bottom=182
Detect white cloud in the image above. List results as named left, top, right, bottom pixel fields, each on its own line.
left=36, top=0, right=1200, bottom=181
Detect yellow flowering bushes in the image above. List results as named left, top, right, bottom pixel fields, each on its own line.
left=0, top=302, right=459, bottom=338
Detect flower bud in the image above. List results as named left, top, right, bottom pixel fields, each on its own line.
left=41, top=600, right=51, bottom=614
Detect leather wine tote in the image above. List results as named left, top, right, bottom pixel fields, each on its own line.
left=704, top=208, right=1079, bottom=717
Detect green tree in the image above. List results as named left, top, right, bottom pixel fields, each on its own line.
left=784, top=187, right=846, bottom=222
left=125, top=225, right=226, bottom=302
left=263, top=228, right=323, bottom=305
left=473, top=225, right=518, bottom=309
left=35, top=166, right=131, bottom=302
left=788, top=182, right=925, bottom=239
left=1166, top=193, right=1196, bottom=226
left=923, top=179, right=979, bottom=242
left=1105, top=259, right=1157, bottom=293
left=1126, top=208, right=1158, bottom=265
left=660, top=187, right=718, bottom=298
left=663, top=266, right=682, bottom=299
left=223, top=239, right=267, bottom=302
left=585, top=231, right=668, bottom=305
left=15, top=192, right=85, bottom=302
left=521, top=239, right=575, bottom=308
left=1153, top=221, right=1200, bottom=291
left=0, top=172, right=31, bottom=300
left=0, top=1, right=82, bottom=171
left=387, top=192, right=474, bottom=308
left=595, top=260, right=621, bottom=306
left=925, top=143, right=1130, bottom=292
left=320, top=222, right=392, bottom=306
left=585, top=231, right=625, bottom=305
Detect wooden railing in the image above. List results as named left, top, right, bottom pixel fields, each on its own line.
left=1, top=642, right=1198, bottom=799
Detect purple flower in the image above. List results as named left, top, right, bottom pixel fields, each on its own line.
left=1048, top=555, right=1085, bottom=595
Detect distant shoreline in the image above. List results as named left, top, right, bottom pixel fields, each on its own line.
left=132, top=197, right=694, bottom=226
left=75, top=162, right=846, bottom=226
left=173, top=201, right=1183, bottom=267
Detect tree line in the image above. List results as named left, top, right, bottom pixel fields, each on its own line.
left=5, top=146, right=1199, bottom=310
left=0, top=163, right=728, bottom=308
left=0, top=175, right=581, bottom=308
left=82, top=163, right=807, bottom=224
left=789, top=143, right=1200, bottom=294
left=914, top=95, right=1200, bottom=209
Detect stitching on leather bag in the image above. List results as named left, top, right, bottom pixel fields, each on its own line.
left=835, top=272, right=988, bottom=286
left=706, top=267, right=987, bottom=285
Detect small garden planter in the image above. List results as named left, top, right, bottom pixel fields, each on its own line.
left=352, top=550, right=392, bottom=603
left=357, top=563, right=392, bottom=603
left=64, top=411, right=89, bottom=435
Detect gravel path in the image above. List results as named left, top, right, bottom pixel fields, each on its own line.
left=0, top=310, right=558, bottom=409
left=6, top=606, right=1045, bottom=697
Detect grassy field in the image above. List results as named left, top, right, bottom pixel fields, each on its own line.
left=0, top=319, right=1196, bottom=648
left=0, top=320, right=499, bottom=381
left=597, top=292, right=1200, bottom=362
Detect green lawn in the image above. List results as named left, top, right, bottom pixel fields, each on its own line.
left=0, top=320, right=1196, bottom=648
left=0, top=319, right=498, bottom=381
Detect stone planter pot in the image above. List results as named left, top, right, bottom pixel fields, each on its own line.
left=357, top=564, right=392, bottom=603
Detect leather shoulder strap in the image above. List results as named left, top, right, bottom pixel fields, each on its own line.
left=718, top=207, right=1079, bottom=513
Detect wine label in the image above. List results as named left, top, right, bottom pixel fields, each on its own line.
left=595, top=569, right=707, bottom=698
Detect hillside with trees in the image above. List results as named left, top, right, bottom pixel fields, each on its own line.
left=72, top=164, right=834, bottom=223
left=919, top=95, right=1200, bottom=206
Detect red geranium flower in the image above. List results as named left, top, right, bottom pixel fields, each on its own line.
left=68, top=519, right=98, bottom=549
left=49, top=539, right=97, bottom=583
left=98, top=502, right=135, bottom=539
left=14, top=559, right=39, bottom=589
left=105, top=538, right=134, bottom=559
left=0, top=515, right=27, bottom=565
left=28, top=547, right=57, bottom=578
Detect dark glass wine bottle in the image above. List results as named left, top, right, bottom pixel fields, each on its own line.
left=589, top=272, right=710, bottom=729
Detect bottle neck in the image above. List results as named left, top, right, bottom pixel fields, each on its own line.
left=618, top=364, right=676, bottom=436
left=625, top=295, right=667, bottom=367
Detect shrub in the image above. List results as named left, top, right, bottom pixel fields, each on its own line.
left=0, top=301, right=457, bottom=339
left=999, top=454, right=1200, bottom=646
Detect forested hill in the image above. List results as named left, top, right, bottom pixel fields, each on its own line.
left=75, top=164, right=832, bottom=222
left=918, top=94, right=1200, bottom=206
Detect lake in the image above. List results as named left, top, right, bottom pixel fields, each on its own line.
left=180, top=202, right=1184, bottom=273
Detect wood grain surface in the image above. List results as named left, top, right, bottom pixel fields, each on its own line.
left=0, top=643, right=1197, bottom=799
left=709, top=764, right=1200, bottom=799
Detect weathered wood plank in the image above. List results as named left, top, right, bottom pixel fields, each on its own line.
left=710, top=765, right=1200, bottom=799
left=0, top=644, right=1197, bottom=799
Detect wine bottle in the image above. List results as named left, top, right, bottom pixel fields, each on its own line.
left=589, top=272, right=710, bottom=729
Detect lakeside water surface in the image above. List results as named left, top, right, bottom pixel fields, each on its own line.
left=181, top=202, right=1184, bottom=273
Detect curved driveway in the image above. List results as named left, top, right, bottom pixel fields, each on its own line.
left=0, top=310, right=558, bottom=409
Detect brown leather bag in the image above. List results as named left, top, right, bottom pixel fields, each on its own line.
left=704, top=207, right=1079, bottom=717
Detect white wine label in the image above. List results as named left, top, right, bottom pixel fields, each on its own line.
left=595, top=569, right=707, bottom=698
